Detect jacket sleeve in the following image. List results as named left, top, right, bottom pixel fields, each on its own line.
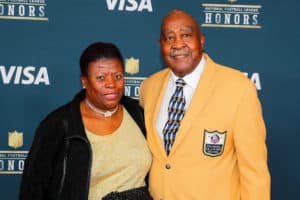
left=233, top=82, right=271, bottom=200
left=19, top=117, right=64, bottom=200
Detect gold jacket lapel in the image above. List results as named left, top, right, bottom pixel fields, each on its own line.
left=169, top=54, right=217, bottom=156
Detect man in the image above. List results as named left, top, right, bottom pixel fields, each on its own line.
left=139, top=9, right=270, bottom=200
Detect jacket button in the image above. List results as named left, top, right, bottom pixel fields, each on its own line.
left=165, top=164, right=171, bottom=169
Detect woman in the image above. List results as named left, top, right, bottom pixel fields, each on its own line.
left=19, top=42, right=152, bottom=200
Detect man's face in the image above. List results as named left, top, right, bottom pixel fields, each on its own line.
left=160, top=11, right=205, bottom=77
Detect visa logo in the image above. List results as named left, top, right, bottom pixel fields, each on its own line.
left=0, top=66, right=50, bottom=85
left=243, top=72, right=261, bottom=90
left=106, top=0, right=153, bottom=12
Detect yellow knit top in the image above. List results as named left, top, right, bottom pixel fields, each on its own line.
left=86, top=107, right=152, bottom=200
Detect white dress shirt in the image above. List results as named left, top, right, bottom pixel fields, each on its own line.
left=155, top=57, right=206, bottom=143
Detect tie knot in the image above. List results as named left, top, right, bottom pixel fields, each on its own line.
left=175, top=78, right=186, bottom=87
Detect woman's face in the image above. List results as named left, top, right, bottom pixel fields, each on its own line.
left=81, top=58, right=124, bottom=111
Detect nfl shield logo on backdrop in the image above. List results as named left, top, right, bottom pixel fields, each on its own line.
left=8, top=131, right=23, bottom=149
left=203, top=130, right=226, bottom=157
left=125, top=57, right=139, bottom=75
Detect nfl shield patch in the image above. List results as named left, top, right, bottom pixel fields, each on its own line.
left=203, top=129, right=226, bottom=157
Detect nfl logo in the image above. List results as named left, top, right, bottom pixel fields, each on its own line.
left=8, top=131, right=23, bottom=149
left=125, top=57, right=139, bottom=75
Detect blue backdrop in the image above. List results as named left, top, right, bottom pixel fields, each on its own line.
left=0, top=0, right=299, bottom=199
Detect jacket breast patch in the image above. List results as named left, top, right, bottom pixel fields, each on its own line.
left=202, top=129, right=226, bottom=157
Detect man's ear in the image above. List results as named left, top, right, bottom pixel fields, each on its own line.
left=200, top=32, right=205, bottom=49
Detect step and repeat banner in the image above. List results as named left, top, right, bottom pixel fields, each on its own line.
left=0, top=0, right=299, bottom=199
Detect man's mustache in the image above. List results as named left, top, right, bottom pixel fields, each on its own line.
left=169, top=50, right=191, bottom=57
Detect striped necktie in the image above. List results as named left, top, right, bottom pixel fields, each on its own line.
left=163, top=78, right=186, bottom=155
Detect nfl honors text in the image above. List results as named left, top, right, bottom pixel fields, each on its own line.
left=0, top=131, right=27, bottom=174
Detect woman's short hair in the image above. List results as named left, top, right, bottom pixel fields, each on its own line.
left=80, top=42, right=124, bottom=76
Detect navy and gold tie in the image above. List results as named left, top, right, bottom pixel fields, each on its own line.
left=163, top=78, right=186, bottom=155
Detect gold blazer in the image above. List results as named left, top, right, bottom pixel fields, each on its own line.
left=140, top=53, right=270, bottom=200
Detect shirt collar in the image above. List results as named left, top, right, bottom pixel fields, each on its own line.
left=170, top=56, right=206, bottom=90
